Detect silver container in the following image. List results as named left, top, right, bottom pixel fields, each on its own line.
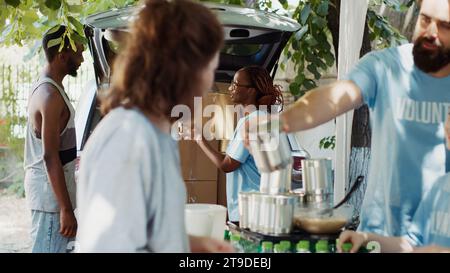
left=271, top=195, right=296, bottom=234
left=301, top=158, right=333, bottom=204
left=257, top=194, right=295, bottom=235
left=248, top=123, right=293, bottom=173
left=249, top=193, right=262, bottom=231
left=260, top=166, right=292, bottom=194
left=238, top=192, right=252, bottom=229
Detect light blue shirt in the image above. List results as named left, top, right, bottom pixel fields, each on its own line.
left=346, top=43, right=450, bottom=236
left=225, top=111, right=264, bottom=221
left=407, top=173, right=450, bottom=247
left=77, top=107, right=189, bottom=252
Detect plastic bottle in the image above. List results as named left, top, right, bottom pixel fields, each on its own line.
left=274, top=243, right=286, bottom=253
left=341, top=242, right=353, bottom=253
left=280, top=240, right=292, bottom=253
left=315, top=240, right=329, bottom=253
left=230, top=234, right=244, bottom=253
left=260, top=241, right=273, bottom=253
left=223, top=229, right=230, bottom=241
left=296, top=240, right=311, bottom=253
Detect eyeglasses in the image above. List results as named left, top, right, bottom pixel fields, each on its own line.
left=230, top=80, right=253, bottom=89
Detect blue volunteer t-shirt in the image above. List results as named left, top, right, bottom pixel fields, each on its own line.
left=407, top=173, right=450, bottom=247
left=225, top=111, right=264, bottom=222
left=346, top=43, right=450, bottom=236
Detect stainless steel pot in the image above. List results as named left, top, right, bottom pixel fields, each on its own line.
left=257, top=194, right=296, bottom=235
left=301, top=158, right=333, bottom=205
left=238, top=192, right=252, bottom=229
left=249, top=123, right=292, bottom=173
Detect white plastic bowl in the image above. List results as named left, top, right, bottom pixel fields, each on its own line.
left=185, top=204, right=227, bottom=240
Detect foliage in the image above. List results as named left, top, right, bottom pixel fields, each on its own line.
left=0, top=0, right=137, bottom=49
left=319, top=135, right=335, bottom=150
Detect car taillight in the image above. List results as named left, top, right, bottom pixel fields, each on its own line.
left=293, top=156, right=304, bottom=171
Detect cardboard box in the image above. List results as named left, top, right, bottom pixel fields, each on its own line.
left=178, top=92, right=236, bottom=180
left=217, top=170, right=227, bottom=208
left=185, top=180, right=217, bottom=204
left=179, top=140, right=219, bottom=181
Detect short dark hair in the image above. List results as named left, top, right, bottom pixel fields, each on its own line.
left=42, top=25, right=74, bottom=62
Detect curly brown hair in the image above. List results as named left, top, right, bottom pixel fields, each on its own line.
left=101, top=0, right=224, bottom=117
left=240, top=66, right=283, bottom=113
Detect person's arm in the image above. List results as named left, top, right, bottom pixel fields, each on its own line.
left=40, top=87, right=77, bottom=238
left=445, top=111, right=450, bottom=149
left=196, top=139, right=241, bottom=173
left=189, top=235, right=234, bottom=253
left=412, top=245, right=450, bottom=253
left=337, top=230, right=414, bottom=253
left=280, top=80, right=364, bottom=133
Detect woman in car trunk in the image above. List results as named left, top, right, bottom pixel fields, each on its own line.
left=76, top=0, right=232, bottom=253
left=195, top=66, right=283, bottom=223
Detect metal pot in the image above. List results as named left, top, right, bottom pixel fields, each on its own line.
left=238, top=192, right=252, bottom=229
left=301, top=158, right=333, bottom=205
left=257, top=194, right=296, bottom=235
left=248, top=123, right=293, bottom=173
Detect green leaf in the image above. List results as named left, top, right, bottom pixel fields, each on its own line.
left=303, top=79, right=316, bottom=90
left=289, top=82, right=301, bottom=96
left=5, top=0, right=21, bottom=8
left=22, top=11, right=39, bottom=26
left=292, top=39, right=300, bottom=50
left=278, top=0, right=288, bottom=9
left=68, top=16, right=84, bottom=34
left=68, top=4, right=84, bottom=14
left=69, top=36, right=77, bottom=52
left=324, top=53, right=335, bottom=66
left=45, top=0, right=62, bottom=11
left=295, top=25, right=308, bottom=41
left=305, top=35, right=318, bottom=47
left=47, top=37, right=62, bottom=48
left=316, top=1, right=329, bottom=16
left=300, top=4, right=311, bottom=25
left=312, top=16, right=327, bottom=29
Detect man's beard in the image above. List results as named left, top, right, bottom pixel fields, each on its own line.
left=67, top=58, right=79, bottom=77
left=413, top=37, right=450, bottom=73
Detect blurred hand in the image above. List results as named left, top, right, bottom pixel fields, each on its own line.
left=412, top=245, right=450, bottom=253
left=60, top=209, right=77, bottom=238
left=337, top=230, right=368, bottom=253
left=445, top=112, right=449, bottom=150
left=241, top=113, right=282, bottom=149
left=189, top=236, right=234, bottom=253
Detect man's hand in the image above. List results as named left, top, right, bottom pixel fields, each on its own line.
left=445, top=112, right=449, bottom=150
left=60, top=209, right=77, bottom=238
left=189, top=235, right=234, bottom=253
left=412, top=245, right=450, bottom=253
left=242, top=113, right=282, bottom=149
left=337, top=230, right=368, bottom=253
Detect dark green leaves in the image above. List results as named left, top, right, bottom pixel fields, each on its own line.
left=5, top=0, right=21, bottom=8
left=319, top=136, right=336, bottom=150
left=278, top=0, right=288, bottom=10
left=45, top=0, right=62, bottom=10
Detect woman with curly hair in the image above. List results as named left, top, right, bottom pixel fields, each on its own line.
left=196, top=65, right=283, bottom=223
left=76, top=0, right=232, bottom=253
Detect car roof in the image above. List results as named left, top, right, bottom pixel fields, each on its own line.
left=84, top=2, right=300, bottom=32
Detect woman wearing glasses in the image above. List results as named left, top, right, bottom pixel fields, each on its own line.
left=195, top=66, right=283, bottom=223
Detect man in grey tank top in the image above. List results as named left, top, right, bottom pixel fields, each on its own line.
left=24, top=25, right=84, bottom=253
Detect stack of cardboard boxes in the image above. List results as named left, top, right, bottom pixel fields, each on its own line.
left=178, top=89, right=236, bottom=208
